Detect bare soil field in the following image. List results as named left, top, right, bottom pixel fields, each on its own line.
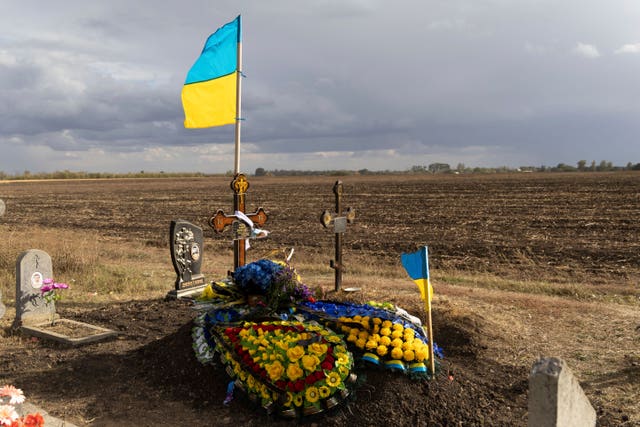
left=1, top=172, right=639, bottom=426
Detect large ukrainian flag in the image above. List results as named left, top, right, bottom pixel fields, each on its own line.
left=182, top=16, right=241, bottom=128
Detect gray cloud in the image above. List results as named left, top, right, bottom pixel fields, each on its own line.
left=1, top=0, right=639, bottom=173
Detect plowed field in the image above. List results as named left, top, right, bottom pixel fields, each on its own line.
left=2, top=172, right=639, bottom=283
left=1, top=172, right=639, bottom=426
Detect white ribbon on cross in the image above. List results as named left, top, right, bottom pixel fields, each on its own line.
left=234, top=210, right=270, bottom=250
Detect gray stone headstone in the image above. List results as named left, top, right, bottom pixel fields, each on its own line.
left=13, top=249, right=54, bottom=328
left=168, top=220, right=207, bottom=299
left=0, top=199, right=5, bottom=217
left=528, top=357, right=596, bottom=427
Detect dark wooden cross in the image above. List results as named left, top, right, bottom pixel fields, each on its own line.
left=208, top=173, right=268, bottom=270
left=320, top=180, right=355, bottom=291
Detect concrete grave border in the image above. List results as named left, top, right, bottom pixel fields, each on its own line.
left=20, top=318, right=118, bottom=346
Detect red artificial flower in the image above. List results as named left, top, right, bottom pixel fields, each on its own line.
left=321, top=361, right=333, bottom=371
left=294, top=380, right=305, bottom=392
left=23, top=413, right=45, bottom=427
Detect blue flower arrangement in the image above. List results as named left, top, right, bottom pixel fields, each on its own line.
left=233, top=259, right=284, bottom=294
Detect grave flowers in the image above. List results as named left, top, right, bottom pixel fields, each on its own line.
left=192, top=258, right=442, bottom=418
left=0, top=385, right=44, bottom=427
left=40, top=278, right=68, bottom=326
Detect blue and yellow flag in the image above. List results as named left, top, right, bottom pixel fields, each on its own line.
left=182, top=16, right=241, bottom=128
left=401, top=246, right=433, bottom=305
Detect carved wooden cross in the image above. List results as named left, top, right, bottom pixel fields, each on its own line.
left=208, top=174, right=268, bottom=270
left=320, top=180, right=355, bottom=291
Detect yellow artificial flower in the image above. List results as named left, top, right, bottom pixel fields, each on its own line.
left=392, top=323, right=404, bottom=331
left=379, top=336, right=391, bottom=347
left=372, top=325, right=380, bottom=334
left=391, top=346, right=404, bottom=360
left=391, top=338, right=404, bottom=348
left=391, top=329, right=403, bottom=339
left=309, top=342, right=328, bottom=356
left=293, top=394, right=304, bottom=407
left=266, top=360, right=285, bottom=381
left=372, top=317, right=382, bottom=325
left=284, top=392, right=293, bottom=407
left=338, top=365, right=350, bottom=377
left=414, top=346, right=428, bottom=362
left=327, top=335, right=342, bottom=344
left=247, top=375, right=256, bottom=389
left=380, top=327, right=391, bottom=337
left=326, top=372, right=342, bottom=388
left=403, top=349, right=415, bottom=362
left=336, top=353, right=351, bottom=366
left=341, top=325, right=351, bottom=333
left=319, top=385, right=331, bottom=399
left=305, top=386, right=320, bottom=403
left=347, top=334, right=358, bottom=343
left=302, top=354, right=320, bottom=372
left=402, top=340, right=415, bottom=351
left=403, top=328, right=415, bottom=339
left=376, top=345, right=388, bottom=357
left=365, top=340, right=378, bottom=351
left=370, top=333, right=381, bottom=343
left=382, top=320, right=392, bottom=328
left=286, top=362, right=304, bottom=381
left=358, top=330, right=369, bottom=340
left=335, top=345, right=347, bottom=354
left=353, top=315, right=362, bottom=321
left=287, top=345, right=305, bottom=362
left=355, top=338, right=366, bottom=349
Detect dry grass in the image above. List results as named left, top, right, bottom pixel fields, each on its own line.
left=2, top=224, right=638, bottom=307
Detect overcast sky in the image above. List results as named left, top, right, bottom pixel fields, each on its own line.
left=1, top=0, right=639, bottom=174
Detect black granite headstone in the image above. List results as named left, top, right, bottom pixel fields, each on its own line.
left=168, top=220, right=207, bottom=298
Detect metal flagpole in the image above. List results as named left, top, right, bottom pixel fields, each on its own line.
left=234, top=17, right=242, bottom=175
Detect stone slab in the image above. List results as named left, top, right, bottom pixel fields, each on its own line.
left=528, top=357, right=596, bottom=427
left=166, top=283, right=208, bottom=300
left=20, top=318, right=118, bottom=346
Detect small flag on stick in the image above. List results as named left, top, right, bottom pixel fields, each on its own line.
left=401, top=246, right=436, bottom=377
left=182, top=16, right=241, bottom=128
